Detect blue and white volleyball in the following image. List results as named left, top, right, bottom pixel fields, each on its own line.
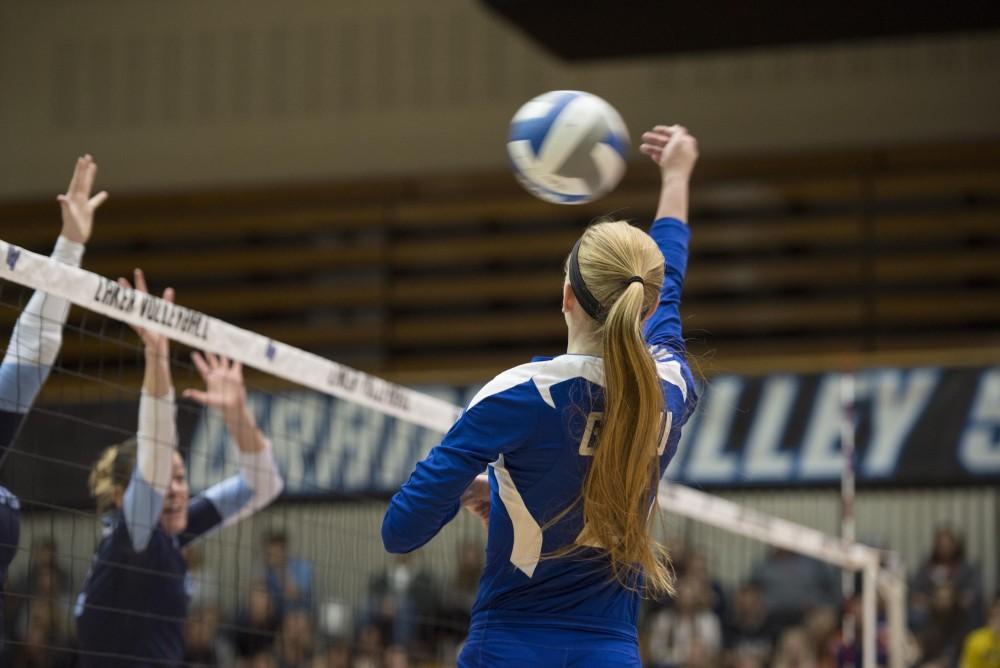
left=507, top=91, right=629, bottom=205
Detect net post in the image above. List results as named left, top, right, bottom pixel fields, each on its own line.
left=839, top=369, right=857, bottom=665
left=879, top=555, right=908, bottom=668
left=861, top=555, right=879, bottom=668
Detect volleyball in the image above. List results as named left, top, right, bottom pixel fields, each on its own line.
left=507, top=90, right=629, bottom=205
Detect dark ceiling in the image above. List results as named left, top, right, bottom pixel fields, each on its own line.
left=480, top=1, right=1000, bottom=60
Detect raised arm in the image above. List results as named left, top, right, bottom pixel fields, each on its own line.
left=0, top=156, right=105, bottom=463
left=638, top=126, right=699, bottom=352
left=120, top=269, right=179, bottom=552
left=181, top=353, right=282, bottom=542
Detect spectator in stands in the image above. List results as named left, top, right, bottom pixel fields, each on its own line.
left=362, top=552, right=438, bottom=655
left=10, top=539, right=72, bottom=647
left=960, top=594, right=1000, bottom=668
left=801, top=606, right=839, bottom=666
left=749, top=548, right=839, bottom=629
left=645, top=578, right=722, bottom=667
left=262, top=530, right=315, bottom=619
left=731, top=652, right=768, bottom=668
left=685, top=550, right=727, bottom=622
left=274, top=607, right=315, bottom=668
left=383, top=644, right=411, bottom=668
left=12, top=552, right=73, bottom=658
left=912, top=527, right=983, bottom=629
left=772, top=627, right=819, bottom=668
left=436, top=539, right=483, bottom=657
left=351, top=623, right=385, bottom=668
left=11, top=603, right=74, bottom=668
left=234, top=584, right=281, bottom=662
left=244, top=653, right=278, bottom=668
left=184, top=604, right=234, bottom=666
left=184, top=544, right=222, bottom=609
left=829, top=596, right=893, bottom=668
left=725, top=583, right=778, bottom=666
left=915, top=583, right=969, bottom=667
left=10, top=540, right=70, bottom=612
left=652, top=537, right=690, bottom=588
left=311, top=639, right=352, bottom=668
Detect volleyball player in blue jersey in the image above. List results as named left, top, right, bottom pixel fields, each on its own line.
left=73, top=271, right=283, bottom=667
left=383, top=125, right=700, bottom=667
left=0, top=156, right=106, bottom=648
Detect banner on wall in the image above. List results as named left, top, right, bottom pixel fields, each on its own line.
left=185, top=365, right=1000, bottom=495
left=6, top=364, right=998, bottom=507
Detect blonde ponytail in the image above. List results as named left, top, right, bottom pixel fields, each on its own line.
left=554, top=220, right=673, bottom=596
left=89, top=438, right=137, bottom=514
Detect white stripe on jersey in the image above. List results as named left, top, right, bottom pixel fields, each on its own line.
left=532, top=356, right=604, bottom=408
left=492, top=454, right=543, bottom=577
left=656, top=358, right=687, bottom=401
left=468, top=361, right=547, bottom=410
left=470, top=352, right=687, bottom=412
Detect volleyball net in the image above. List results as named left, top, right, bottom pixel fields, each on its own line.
left=0, top=239, right=908, bottom=667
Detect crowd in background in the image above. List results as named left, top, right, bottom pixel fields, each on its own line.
left=641, top=527, right=997, bottom=668
left=3, top=525, right=997, bottom=667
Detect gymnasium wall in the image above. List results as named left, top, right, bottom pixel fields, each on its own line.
left=0, top=0, right=998, bottom=198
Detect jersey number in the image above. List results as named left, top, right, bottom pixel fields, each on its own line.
left=578, top=410, right=673, bottom=457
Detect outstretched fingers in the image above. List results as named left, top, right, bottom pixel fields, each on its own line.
left=89, top=190, right=109, bottom=211
left=133, top=268, right=148, bottom=294
left=191, top=351, right=211, bottom=380
left=66, top=156, right=84, bottom=198
left=81, top=157, right=97, bottom=197
left=182, top=388, right=210, bottom=405
left=118, top=276, right=147, bottom=339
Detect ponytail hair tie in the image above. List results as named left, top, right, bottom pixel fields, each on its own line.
left=624, top=275, right=652, bottom=319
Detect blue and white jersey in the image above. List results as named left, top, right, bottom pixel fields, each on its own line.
left=75, top=396, right=283, bottom=667
left=383, top=217, right=697, bottom=641
left=0, top=236, right=83, bottom=642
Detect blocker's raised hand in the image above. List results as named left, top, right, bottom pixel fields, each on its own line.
left=119, top=268, right=174, bottom=356
left=186, top=351, right=267, bottom=454
left=58, top=154, right=108, bottom=244
left=184, top=352, right=248, bottom=418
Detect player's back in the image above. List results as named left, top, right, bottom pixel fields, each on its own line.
left=381, top=214, right=696, bottom=664
left=469, top=347, right=696, bottom=638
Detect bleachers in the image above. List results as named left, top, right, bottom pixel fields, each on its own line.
left=0, top=139, right=998, bottom=390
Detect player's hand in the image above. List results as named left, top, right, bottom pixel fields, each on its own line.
left=187, top=352, right=266, bottom=452
left=119, top=268, right=173, bottom=357
left=460, top=474, right=491, bottom=529
left=58, top=154, right=108, bottom=244
left=639, top=125, right=699, bottom=181
left=184, top=352, right=248, bottom=418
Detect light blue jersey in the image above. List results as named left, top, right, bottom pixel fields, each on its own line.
left=383, top=218, right=697, bottom=662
